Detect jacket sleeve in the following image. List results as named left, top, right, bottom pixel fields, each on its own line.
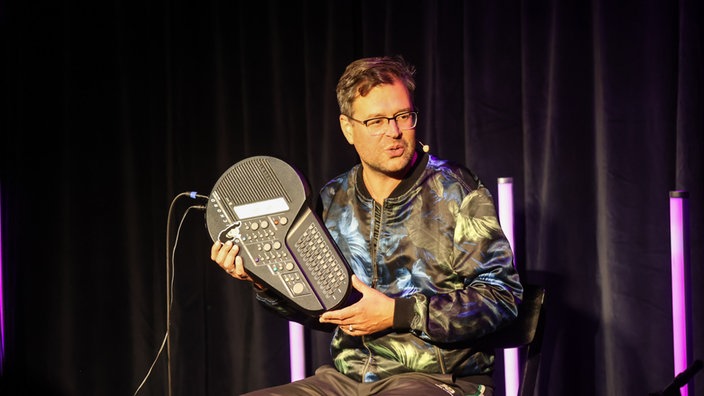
left=393, top=186, right=523, bottom=344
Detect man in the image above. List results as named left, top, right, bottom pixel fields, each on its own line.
left=211, top=55, right=523, bottom=395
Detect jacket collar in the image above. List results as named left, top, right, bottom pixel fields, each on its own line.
left=356, top=149, right=429, bottom=200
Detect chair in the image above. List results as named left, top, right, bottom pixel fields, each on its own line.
left=476, top=284, right=546, bottom=396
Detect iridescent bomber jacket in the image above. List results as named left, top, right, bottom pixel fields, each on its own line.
left=254, top=150, right=523, bottom=383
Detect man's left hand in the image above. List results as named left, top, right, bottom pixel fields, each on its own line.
left=319, top=275, right=395, bottom=336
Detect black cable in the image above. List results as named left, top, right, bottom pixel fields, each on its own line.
left=133, top=192, right=207, bottom=395
left=661, top=359, right=703, bottom=396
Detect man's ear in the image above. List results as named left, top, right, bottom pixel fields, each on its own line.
left=339, top=115, right=354, bottom=145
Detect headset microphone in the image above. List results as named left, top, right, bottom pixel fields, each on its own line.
left=418, top=141, right=430, bottom=153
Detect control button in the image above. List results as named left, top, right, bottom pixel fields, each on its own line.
left=292, top=282, right=305, bottom=294
left=285, top=262, right=294, bottom=271
left=251, top=222, right=259, bottom=230
left=280, top=217, right=288, bottom=225
left=260, top=220, right=269, bottom=228
left=263, top=243, right=272, bottom=251
left=273, top=241, right=282, bottom=250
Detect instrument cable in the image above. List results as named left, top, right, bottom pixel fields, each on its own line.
left=133, top=192, right=207, bottom=395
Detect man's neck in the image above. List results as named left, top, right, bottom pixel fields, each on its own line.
left=362, top=151, right=418, bottom=203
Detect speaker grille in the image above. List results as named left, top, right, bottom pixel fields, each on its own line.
left=217, top=157, right=292, bottom=205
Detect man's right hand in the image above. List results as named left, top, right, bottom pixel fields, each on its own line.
left=211, top=241, right=252, bottom=282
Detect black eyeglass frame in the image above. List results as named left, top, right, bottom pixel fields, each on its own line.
left=345, top=111, right=419, bottom=135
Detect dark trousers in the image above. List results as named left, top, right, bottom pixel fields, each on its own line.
left=242, top=365, right=493, bottom=396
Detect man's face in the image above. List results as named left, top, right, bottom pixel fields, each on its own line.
left=339, top=79, right=416, bottom=180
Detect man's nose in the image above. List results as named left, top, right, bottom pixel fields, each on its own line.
left=382, top=119, right=402, bottom=137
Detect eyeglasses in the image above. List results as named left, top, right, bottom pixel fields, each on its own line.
left=346, top=111, right=418, bottom=136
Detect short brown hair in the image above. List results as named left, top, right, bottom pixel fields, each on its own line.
left=336, top=55, right=416, bottom=117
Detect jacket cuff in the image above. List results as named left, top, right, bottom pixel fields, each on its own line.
left=392, top=297, right=415, bottom=330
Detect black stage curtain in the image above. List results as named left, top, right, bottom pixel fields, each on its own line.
left=1, top=1, right=703, bottom=395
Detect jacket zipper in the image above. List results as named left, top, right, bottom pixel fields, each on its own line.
left=361, top=199, right=384, bottom=377
left=370, top=200, right=383, bottom=288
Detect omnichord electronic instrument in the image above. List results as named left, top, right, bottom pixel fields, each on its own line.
left=205, top=156, right=354, bottom=315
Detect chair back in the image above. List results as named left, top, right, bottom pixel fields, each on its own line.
left=475, top=284, right=546, bottom=396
